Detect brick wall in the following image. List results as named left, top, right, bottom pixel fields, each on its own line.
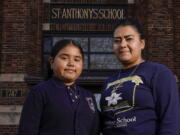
left=1, top=0, right=42, bottom=75
left=0, top=0, right=42, bottom=134
left=0, top=0, right=43, bottom=99
left=146, top=0, right=174, bottom=68
left=132, top=0, right=148, bottom=59
left=0, top=0, right=3, bottom=72
left=0, top=125, right=18, bottom=135
left=2, top=0, right=29, bottom=74
left=173, top=0, right=180, bottom=86
left=144, top=0, right=180, bottom=86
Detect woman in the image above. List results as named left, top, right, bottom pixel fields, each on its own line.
left=100, top=18, right=180, bottom=135
left=19, top=39, right=100, bottom=135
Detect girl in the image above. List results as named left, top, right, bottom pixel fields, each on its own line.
left=19, top=39, right=100, bottom=135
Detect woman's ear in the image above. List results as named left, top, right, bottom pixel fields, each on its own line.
left=48, top=57, right=54, bottom=69
left=141, top=39, right=145, bottom=50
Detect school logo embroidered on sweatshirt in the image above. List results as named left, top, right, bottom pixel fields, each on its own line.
left=105, top=92, right=123, bottom=106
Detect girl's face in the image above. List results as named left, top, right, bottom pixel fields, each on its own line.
left=50, top=44, right=83, bottom=85
left=113, top=25, right=145, bottom=68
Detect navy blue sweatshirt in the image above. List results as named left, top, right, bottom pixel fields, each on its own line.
left=19, top=77, right=100, bottom=135
left=100, top=61, right=180, bottom=135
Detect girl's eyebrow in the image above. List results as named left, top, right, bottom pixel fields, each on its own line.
left=58, top=53, right=68, bottom=57
left=59, top=53, right=82, bottom=59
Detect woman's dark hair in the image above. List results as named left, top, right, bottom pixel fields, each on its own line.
left=113, top=18, right=145, bottom=39
left=46, top=39, right=84, bottom=79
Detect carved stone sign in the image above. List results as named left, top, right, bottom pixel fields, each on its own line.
left=50, top=4, right=128, bottom=23
left=0, top=89, right=24, bottom=97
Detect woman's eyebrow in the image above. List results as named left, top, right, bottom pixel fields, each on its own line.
left=114, top=34, right=134, bottom=38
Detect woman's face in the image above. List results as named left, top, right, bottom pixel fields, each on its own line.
left=50, top=44, right=83, bottom=85
left=113, top=25, right=145, bottom=68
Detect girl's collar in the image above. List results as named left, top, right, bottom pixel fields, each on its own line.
left=51, top=76, right=76, bottom=88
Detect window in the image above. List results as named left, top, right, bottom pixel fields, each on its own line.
left=43, top=34, right=121, bottom=79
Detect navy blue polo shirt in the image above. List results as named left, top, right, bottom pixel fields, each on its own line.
left=19, top=77, right=100, bottom=135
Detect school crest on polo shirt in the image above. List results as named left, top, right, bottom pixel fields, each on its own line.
left=86, top=97, right=95, bottom=113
